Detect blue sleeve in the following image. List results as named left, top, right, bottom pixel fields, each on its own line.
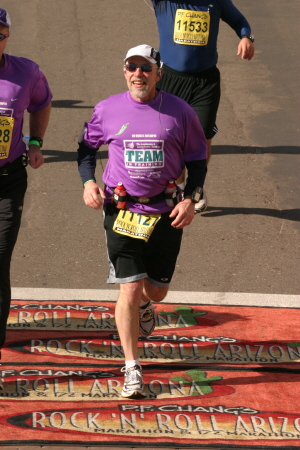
left=77, top=142, right=97, bottom=185
left=219, top=0, right=251, bottom=38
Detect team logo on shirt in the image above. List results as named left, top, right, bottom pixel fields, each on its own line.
left=124, top=140, right=164, bottom=168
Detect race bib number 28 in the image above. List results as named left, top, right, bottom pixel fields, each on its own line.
left=113, top=210, right=161, bottom=242
left=0, top=116, right=14, bottom=159
left=174, top=9, right=210, bottom=46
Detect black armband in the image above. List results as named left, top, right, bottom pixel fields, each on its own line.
left=77, top=142, right=98, bottom=185
left=184, top=160, right=207, bottom=197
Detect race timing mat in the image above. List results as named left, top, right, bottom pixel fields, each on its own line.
left=0, top=298, right=299, bottom=448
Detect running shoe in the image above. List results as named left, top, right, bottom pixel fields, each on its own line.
left=194, top=191, right=208, bottom=213
left=139, top=302, right=156, bottom=336
left=121, top=365, right=146, bottom=399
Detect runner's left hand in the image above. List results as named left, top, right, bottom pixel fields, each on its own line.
left=237, top=39, right=254, bottom=60
left=169, top=198, right=194, bottom=229
left=28, top=145, right=44, bottom=169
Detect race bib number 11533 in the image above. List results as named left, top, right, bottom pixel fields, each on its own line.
left=174, top=9, right=210, bottom=46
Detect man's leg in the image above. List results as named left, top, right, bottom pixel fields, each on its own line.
left=106, top=208, right=181, bottom=398
left=115, top=279, right=168, bottom=359
left=176, top=140, right=210, bottom=213
left=193, top=138, right=211, bottom=213
left=0, top=168, right=27, bottom=354
left=115, top=279, right=144, bottom=361
left=140, top=210, right=182, bottom=336
left=139, top=280, right=168, bottom=335
left=191, top=67, right=220, bottom=213
left=142, top=279, right=169, bottom=304
left=115, top=279, right=170, bottom=399
left=115, top=279, right=148, bottom=399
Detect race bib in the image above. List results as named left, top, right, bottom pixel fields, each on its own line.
left=113, top=210, right=161, bottom=242
left=174, top=9, right=210, bottom=46
left=0, top=116, right=14, bottom=159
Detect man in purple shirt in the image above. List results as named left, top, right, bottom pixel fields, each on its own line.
left=0, top=8, right=52, bottom=368
left=78, top=44, right=207, bottom=399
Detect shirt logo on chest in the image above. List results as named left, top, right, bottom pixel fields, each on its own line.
left=124, top=139, right=164, bottom=169
left=116, top=123, right=129, bottom=135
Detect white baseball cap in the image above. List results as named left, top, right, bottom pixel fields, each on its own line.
left=0, top=8, right=11, bottom=28
left=124, top=44, right=160, bottom=65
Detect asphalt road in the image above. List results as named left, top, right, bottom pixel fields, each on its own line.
left=2, top=0, right=299, bottom=295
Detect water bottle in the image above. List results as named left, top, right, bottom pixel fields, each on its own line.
left=165, top=180, right=177, bottom=207
left=113, top=182, right=127, bottom=209
left=22, top=135, right=30, bottom=146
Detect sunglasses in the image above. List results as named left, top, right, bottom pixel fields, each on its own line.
left=124, top=63, right=156, bottom=73
left=0, top=33, right=9, bottom=41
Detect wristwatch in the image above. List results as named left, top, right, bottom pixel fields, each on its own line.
left=191, top=187, right=203, bottom=203
left=28, top=136, right=43, bottom=148
left=241, top=34, right=254, bottom=43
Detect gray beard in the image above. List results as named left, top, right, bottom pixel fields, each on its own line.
left=130, top=86, right=148, bottom=100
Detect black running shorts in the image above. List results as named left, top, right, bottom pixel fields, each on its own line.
left=104, top=204, right=183, bottom=286
left=157, top=64, right=220, bottom=139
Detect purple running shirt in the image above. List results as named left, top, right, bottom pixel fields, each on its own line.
left=0, top=54, right=52, bottom=166
left=82, top=90, right=207, bottom=214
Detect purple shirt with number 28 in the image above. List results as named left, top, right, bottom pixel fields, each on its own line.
left=0, top=54, right=52, bottom=166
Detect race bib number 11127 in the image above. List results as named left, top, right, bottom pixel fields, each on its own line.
left=113, top=210, right=161, bottom=242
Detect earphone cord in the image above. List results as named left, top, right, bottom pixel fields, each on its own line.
left=142, top=0, right=154, bottom=11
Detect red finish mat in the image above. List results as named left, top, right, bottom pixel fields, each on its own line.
left=0, top=299, right=299, bottom=448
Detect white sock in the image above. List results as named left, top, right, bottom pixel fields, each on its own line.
left=125, top=359, right=140, bottom=370
left=177, top=181, right=186, bottom=190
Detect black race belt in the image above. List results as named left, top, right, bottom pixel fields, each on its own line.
left=126, top=191, right=166, bottom=204
left=110, top=187, right=166, bottom=205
